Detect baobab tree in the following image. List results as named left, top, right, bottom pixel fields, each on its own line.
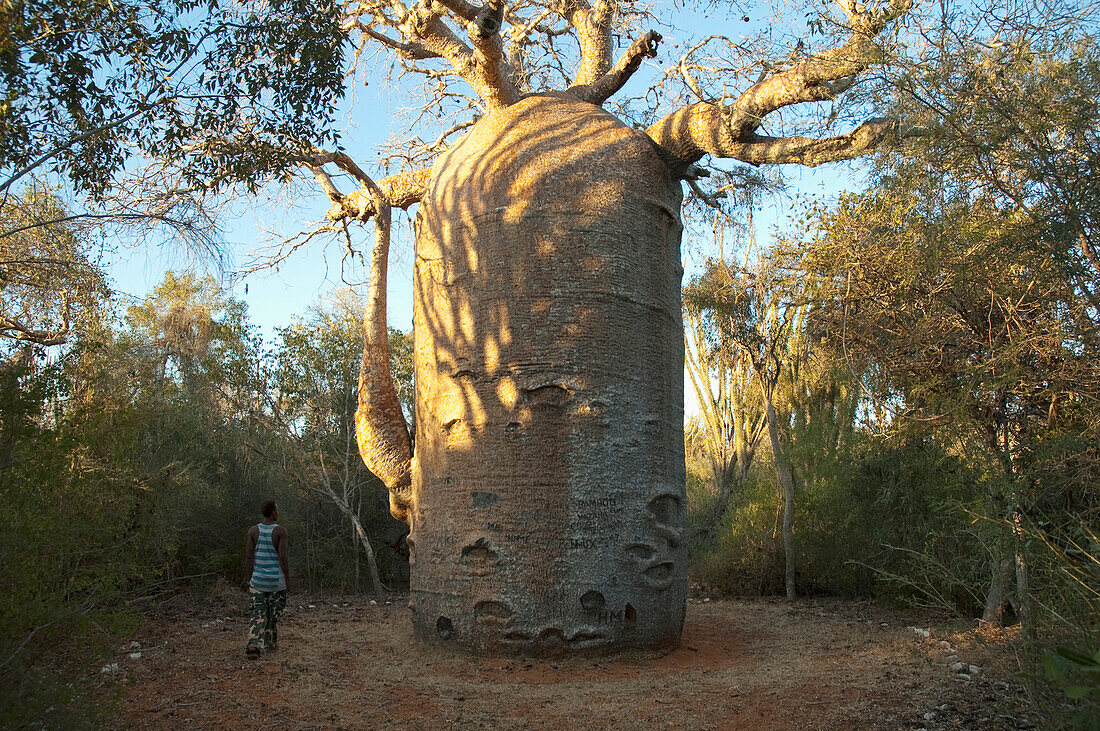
left=320, top=0, right=916, bottom=656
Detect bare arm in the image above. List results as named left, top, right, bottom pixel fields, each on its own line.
left=245, top=525, right=258, bottom=582
left=274, top=526, right=291, bottom=591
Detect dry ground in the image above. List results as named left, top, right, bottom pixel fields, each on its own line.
left=102, top=590, right=1037, bottom=729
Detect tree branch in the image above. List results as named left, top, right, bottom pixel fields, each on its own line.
left=564, top=0, right=615, bottom=87
left=405, top=0, right=521, bottom=108
left=646, top=0, right=911, bottom=165
left=570, top=30, right=661, bottom=104
left=0, top=302, right=70, bottom=347
left=329, top=168, right=432, bottom=222
left=720, top=118, right=912, bottom=167
left=434, top=0, right=482, bottom=24
left=301, top=149, right=430, bottom=222
left=348, top=21, right=441, bottom=60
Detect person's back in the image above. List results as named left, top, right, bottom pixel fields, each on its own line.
left=251, top=522, right=287, bottom=592
left=245, top=501, right=289, bottom=657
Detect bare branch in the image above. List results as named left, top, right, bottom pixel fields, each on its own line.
left=301, top=148, right=430, bottom=222
left=239, top=223, right=346, bottom=276
left=722, top=118, right=911, bottom=167
left=0, top=313, right=70, bottom=346
left=330, top=153, right=378, bottom=188
left=349, top=22, right=442, bottom=59
left=305, top=163, right=345, bottom=204
left=646, top=0, right=912, bottom=165
left=332, top=168, right=432, bottom=222
left=435, top=0, right=482, bottom=24
left=571, top=30, right=661, bottom=104
left=564, top=0, right=616, bottom=87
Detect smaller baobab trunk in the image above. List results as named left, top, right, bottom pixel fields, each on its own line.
left=348, top=173, right=415, bottom=522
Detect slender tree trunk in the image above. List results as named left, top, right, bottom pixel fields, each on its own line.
left=325, top=487, right=385, bottom=602
left=347, top=511, right=385, bottom=604
left=982, top=556, right=1015, bottom=625
left=763, top=385, right=796, bottom=599
left=353, top=522, right=361, bottom=594
left=981, top=420, right=1035, bottom=637
left=1013, top=512, right=1036, bottom=640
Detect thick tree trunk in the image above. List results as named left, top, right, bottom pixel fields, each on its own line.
left=409, top=93, right=687, bottom=655
left=353, top=495, right=362, bottom=593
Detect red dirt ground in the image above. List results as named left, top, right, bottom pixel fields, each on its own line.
left=104, top=590, right=1036, bottom=729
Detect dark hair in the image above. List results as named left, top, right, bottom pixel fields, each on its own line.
left=261, top=500, right=278, bottom=518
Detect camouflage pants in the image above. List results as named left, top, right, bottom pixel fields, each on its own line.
left=247, top=587, right=287, bottom=652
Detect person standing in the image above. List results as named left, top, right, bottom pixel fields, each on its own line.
left=245, top=500, right=289, bottom=658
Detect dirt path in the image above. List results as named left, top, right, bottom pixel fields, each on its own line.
left=105, top=592, right=1034, bottom=729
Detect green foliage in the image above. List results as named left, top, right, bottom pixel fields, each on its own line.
left=0, top=183, right=111, bottom=354
left=1043, top=647, right=1100, bottom=729
left=798, top=434, right=989, bottom=610
left=0, top=0, right=348, bottom=198
left=689, top=471, right=787, bottom=596
left=689, top=426, right=993, bottom=608
left=687, top=23, right=1100, bottom=727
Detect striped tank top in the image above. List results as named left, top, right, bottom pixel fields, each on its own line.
left=250, top=523, right=286, bottom=591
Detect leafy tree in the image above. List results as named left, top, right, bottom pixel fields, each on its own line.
left=889, top=23, right=1100, bottom=310
left=0, top=0, right=346, bottom=202
left=796, top=159, right=1099, bottom=633
left=0, top=183, right=109, bottom=355
left=686, top=251, right=810, bottom=598
left=684, top=304, right=765, bottom=541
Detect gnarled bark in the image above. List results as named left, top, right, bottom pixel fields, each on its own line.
left=352, top=179, right=416, bottom=523
left=320, top=167, right=431, bottom=223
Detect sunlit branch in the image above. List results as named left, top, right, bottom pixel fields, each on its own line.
left=0, top=292, right=70, bottom=346
left=722, top=119, right=910, bottom=167
left=403, top=0, right=521, bottom=108
left=563, top=0, right=615, bottom=87
left=646, top=0, right=912, bottom=166
left=571, top=30, right=661, bottom=104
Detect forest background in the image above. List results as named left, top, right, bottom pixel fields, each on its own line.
left=2, top=0, right=1099, bottom=726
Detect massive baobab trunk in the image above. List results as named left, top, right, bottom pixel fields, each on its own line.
left=409, top=93, right=686, bottom=654
left=306, top=0, right=916, bottom=657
